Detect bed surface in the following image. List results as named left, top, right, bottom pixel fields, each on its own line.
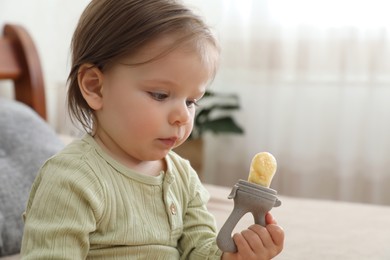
left=3, top=183, right=389, bottom=260
left=205, top=184, right=390, bottom=259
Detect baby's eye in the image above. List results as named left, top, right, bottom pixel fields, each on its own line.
left=149, top=92, right=168, bottom=101
left=186, top=99, right=199, bottom=108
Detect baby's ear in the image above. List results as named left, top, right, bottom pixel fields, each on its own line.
left=78, top=63, right=104, bottom=110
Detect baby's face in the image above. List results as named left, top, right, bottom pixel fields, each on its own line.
left=93, top=37, right=212, bottom=164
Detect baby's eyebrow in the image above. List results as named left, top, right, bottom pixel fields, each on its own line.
left=143, top=79, right=177, bottom=86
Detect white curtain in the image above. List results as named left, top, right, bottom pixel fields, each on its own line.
left=189, top=0, right=390, bottom=205
left=2, top=0, right=389, bottom=205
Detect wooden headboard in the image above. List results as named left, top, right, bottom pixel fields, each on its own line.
left=0, top=23, right=47, bottom=120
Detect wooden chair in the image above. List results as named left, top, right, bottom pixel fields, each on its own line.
left=0, top=23, right=46, bottom=120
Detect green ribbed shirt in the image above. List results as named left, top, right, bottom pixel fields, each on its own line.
left=21, top=134, right=222, bottom=259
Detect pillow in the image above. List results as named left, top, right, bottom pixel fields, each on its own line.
left=0, top=98, right=64, bottom=256
left=0, top=212, right=4, bottom=254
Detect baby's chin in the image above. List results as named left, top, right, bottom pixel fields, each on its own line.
left=135, top=148, right=170, bottom=162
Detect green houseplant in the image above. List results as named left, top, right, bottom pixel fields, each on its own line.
left=189, top=90, right=244, bottom=139
left=174, top=90, right=244, bottom=179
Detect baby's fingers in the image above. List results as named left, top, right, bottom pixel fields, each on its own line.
left=266, top=224, right=285, bottom=250
left=232, top=232, right=255, bottom=256
left=265, top=213, right=284, bottom=248
left=248, top=225, right=273, bottom=250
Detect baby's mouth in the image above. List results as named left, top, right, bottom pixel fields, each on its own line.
left=158, top=137, right=178, bottom=147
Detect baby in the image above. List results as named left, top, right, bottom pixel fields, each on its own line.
left=21, top=0, right=284, bottom=259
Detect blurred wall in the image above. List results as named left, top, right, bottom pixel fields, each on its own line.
left=2, top=0, right=390, bottom=205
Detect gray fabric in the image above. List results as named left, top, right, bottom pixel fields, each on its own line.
left=0, top=98, right=64, bottom=256
left=0, top=212, right=4, bottom=254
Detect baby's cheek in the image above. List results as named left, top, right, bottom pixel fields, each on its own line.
left=181, top=129, right=192, bottom=144
left=174, top=124, right=193, bottom=148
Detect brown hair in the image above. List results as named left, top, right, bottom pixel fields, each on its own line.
left=67, top=0, right=220, bottom=133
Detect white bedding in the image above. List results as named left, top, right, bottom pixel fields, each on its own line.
left=205, top=184, right=390, bottom=259
left=2, top=183, right=389, bottom=260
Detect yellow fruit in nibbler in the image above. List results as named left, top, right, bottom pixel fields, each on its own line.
left=248, top=152, right=277, bottom=187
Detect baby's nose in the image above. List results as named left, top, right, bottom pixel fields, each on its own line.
left=169, top=102, right=191, bottom=125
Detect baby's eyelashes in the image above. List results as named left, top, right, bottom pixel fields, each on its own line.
left=148, top=92, right=168, bottom=101
left=148, top=91, right=199, bottom=108
left=186, top=99, right=199, bottom=108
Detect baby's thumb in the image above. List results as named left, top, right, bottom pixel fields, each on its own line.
left=265, top=212, right=277, bottom=225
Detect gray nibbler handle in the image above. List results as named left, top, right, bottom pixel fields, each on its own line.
left=216, top=205, right=267, bottom=252
left=217, top=205, right=246, bottom=252
left=216, top=181, right=281, bottom=253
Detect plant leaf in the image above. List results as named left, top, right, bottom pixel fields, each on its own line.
left=198, top=117, right=244, bottom=135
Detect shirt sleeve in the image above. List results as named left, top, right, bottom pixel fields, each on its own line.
left=178, top=170, right=223, bottom=260
left=20, top=156, right=105, bottom=259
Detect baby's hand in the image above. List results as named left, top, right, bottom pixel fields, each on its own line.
left=221, top=213, right=284, bottom=260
